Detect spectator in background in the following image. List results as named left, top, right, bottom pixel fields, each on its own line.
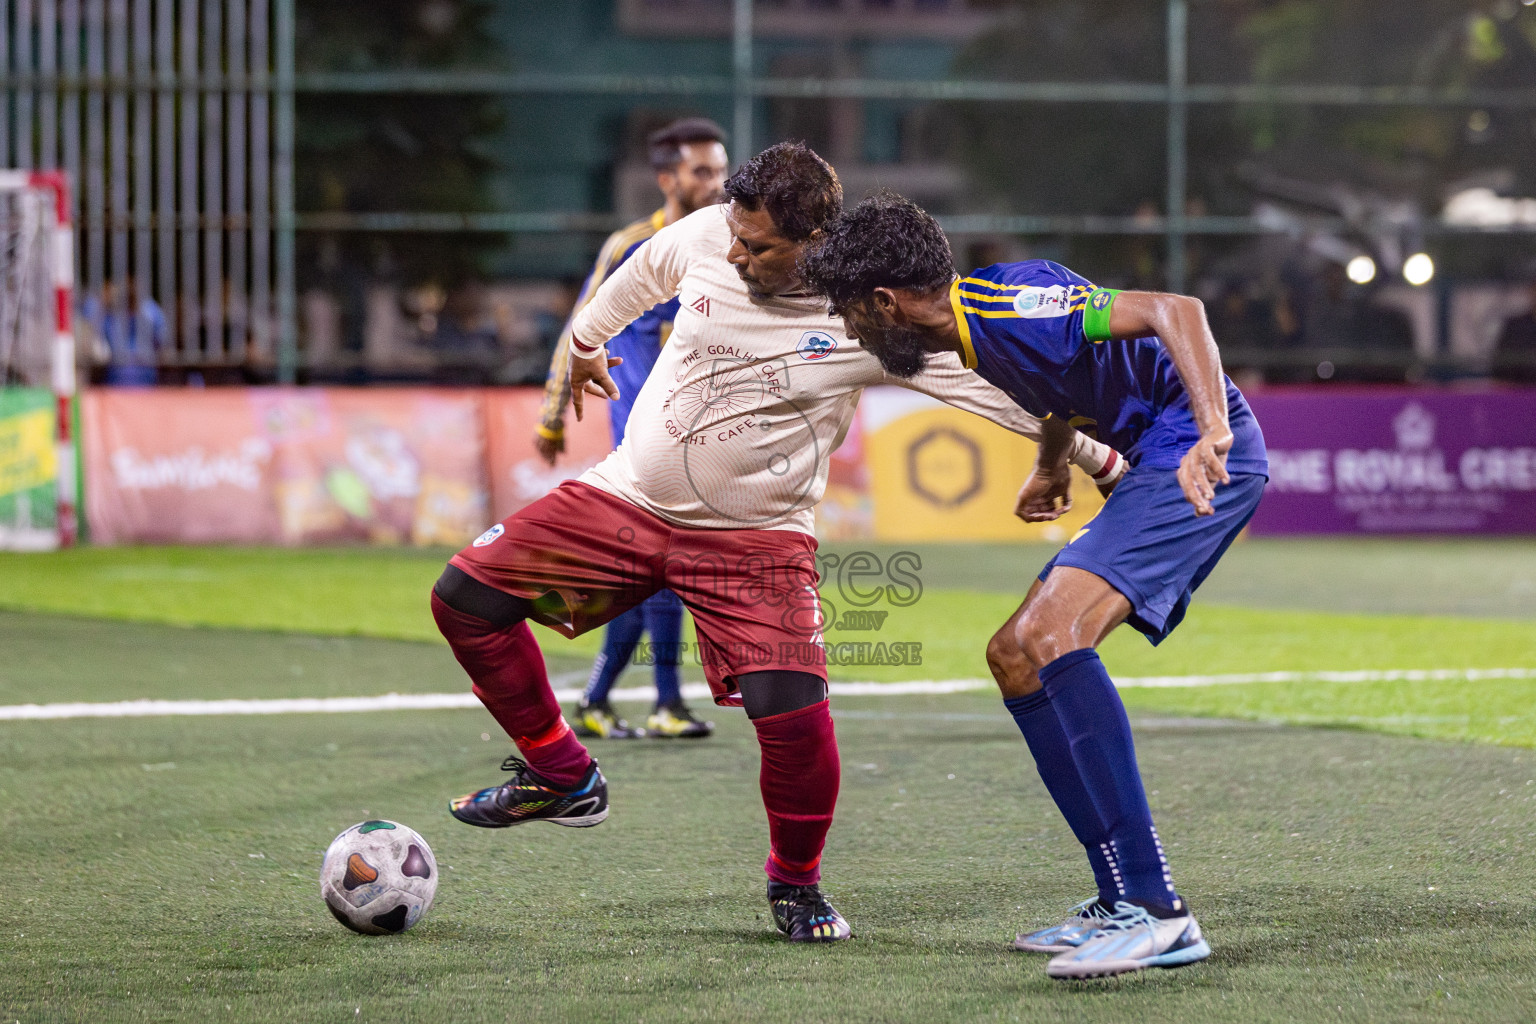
left=509, top=276, right=583, bottom=385
left=1491, top=279, right=1536, bottom=384
left=81, top=277, right=167, bottom=386
left=1201, top=276, right=1289, bottom=386
left=424, top=280, right=505, bottom=385
left=1299, top=262, right=1415, bottom=383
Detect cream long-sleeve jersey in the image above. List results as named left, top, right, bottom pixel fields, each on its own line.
left=569, top=204, right=1121, bottom=534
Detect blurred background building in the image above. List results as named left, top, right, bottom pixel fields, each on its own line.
left=5, top=0, right=1536, bottom=386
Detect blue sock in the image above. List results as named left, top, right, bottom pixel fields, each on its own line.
left=641, top=590, right=685, bottom=708
left=583, top=605, right=645, bottom=704
left=1003, top=689, right=1120, bottom=905
left=1039, top=649, right=1182, bottom=914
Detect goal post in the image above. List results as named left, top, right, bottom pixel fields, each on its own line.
left=0, top=170, right=77, bottom=550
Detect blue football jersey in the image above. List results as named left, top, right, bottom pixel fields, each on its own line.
left=540, top=210, right=679, bottom=448
left=604, top=285, right=677, bottom=447
left=949, top=260, right=1268, bottom=475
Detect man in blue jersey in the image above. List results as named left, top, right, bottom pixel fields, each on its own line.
left=801, top=192, right=1268, bottom=980
left=533, top=118, right=730, bottom=740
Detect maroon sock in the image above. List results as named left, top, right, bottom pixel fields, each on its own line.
left=431, top=592, right=591, bottom=788
left=751, top=700, right=840, bottom=886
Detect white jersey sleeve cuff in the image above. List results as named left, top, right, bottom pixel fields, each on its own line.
left=569, top=332, right=605, bottom=358
left=1068, top=434, right=1127, bottom=486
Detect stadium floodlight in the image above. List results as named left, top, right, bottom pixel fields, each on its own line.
left=1345, top=255, right=1377, bottom=285
left=1403, top=252, right=1435, bottom=287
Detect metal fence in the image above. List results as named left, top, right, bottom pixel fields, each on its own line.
left=4, top=0, right=1536, bottom=382
left=0, top=0, right=294, bottom=378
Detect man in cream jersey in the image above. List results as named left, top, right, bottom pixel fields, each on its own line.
left=431, top=143, right=1124, bottom=944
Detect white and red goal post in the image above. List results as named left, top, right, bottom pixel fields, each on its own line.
left=0, top=170, right=77, bottom=549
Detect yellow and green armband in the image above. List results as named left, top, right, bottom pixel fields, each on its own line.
left=534, top=422, right=564, bottom=442
left=1082, top=288, right=1121, bottom=343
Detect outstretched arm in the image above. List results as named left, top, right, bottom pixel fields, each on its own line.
left=1104, top=291, right=1231, bottom=515
left=885, top=350, right=1127, bottom=488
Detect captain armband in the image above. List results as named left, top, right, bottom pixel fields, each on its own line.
left=1082, top=288, right=1122, bottom=343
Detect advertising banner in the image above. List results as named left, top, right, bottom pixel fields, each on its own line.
left=0, top=387, right=58, bottom=550
left=86, top=385, right=1536, bottom=545
left=84, top=390, right=276, bottom=544
left=84, top=388, right=489, bottom=546
left=859, top=387, right=1107, bottom=544
left=482, top=390, right=617, bottom=522
left=1247, top=389, right=1536, bottom=535
left=818, top=400, right=874, bottom=541
left=258, top=389, right=488, bottom=546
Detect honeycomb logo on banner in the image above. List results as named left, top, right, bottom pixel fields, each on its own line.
left=906, top=427, right=983, bottom=508
left=859, top=387, right=1105, bottom=543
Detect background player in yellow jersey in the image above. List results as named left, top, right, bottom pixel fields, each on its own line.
left=533, top=118, right=730, bottom=739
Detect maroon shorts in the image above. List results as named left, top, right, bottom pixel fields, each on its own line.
left=450, top=481, right=826, bottom=706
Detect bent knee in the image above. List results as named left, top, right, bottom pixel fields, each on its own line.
left=737, top=670, right=828, bottom=719
left=986, top=629, right=1040, bottom=696
left=432, top=564, right=531, bottom=630
left=985, top=630, right=1022, bottom=676
left=1014, top=608, right=1075, bottom=670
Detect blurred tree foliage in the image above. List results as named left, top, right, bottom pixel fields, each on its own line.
left=950, top=0, right=1536, bottom=224
left=295, top=0, right=504, bottom=289
left=1229, top=1, right=1536, bottom=201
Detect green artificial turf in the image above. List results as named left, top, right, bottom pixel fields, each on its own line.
left=0, top=546, right=469, bottom=645
left=1119, top=677, right=1536, bottom=748
left=2, top=545, right=1534, bottom=1022
left=2, top=686, right=1533, bottom=1023
left=815, top=538, right=1536, bottom=619
left=1, top=543, right=1533, bottom=747
left=5, top=537, right=1536, bottom=638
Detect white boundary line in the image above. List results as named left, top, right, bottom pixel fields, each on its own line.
left=1, top=668, right=1531, bottom=721
left=1113, top=667, right=1536, bottom=688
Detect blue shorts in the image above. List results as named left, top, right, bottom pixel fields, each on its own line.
left=1038, top=468, right=1268, bottom=645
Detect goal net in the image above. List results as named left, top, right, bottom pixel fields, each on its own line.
left=0, top=172, right=76, bottom=550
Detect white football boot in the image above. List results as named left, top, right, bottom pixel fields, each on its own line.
left=1012, top=897, right=1115, bottom=953
left=1046, top=901, right=1210, bottom=979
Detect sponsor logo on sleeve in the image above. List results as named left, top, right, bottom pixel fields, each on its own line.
left=1091, top=289, right=1114, bottom=311
left=796, top=331, right=838, bottom=361
left=1012, top=286, right=1072, bottom=319
left=471, top=523, right=505, bottom=547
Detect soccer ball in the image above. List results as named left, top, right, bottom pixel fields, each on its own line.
left=319, top=820, right=438, bottom=935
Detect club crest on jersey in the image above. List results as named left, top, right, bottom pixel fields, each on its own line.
left=472, top=523, right=504, bottom=548
left=796, top=331, right=838, bottom=361
left=689, top=295, right=711, bottom=317
left=1013, top=285, right=1072, bottom=319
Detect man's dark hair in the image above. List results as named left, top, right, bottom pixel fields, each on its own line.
left=647, top=117, right=727, bottom=171
left=800, top=190, right=954, bottom=307
left=723, top=141, right=843, bottom=242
